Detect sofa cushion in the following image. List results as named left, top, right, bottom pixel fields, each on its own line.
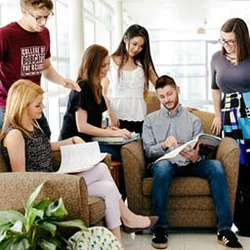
left=142, top=177, right=211, bottom=196
left=88, top=196, right=105, bottom=226
left=168, top=196, right=214, bottom=210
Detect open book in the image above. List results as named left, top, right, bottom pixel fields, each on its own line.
left=57, top=141, right=107, bottom=174
left=92, top=132, right=140, bottom=145
left=156, top=133, right=222, bottom=165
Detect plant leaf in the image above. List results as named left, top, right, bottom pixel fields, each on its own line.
left=0, top=183, right=87, bottom=249
left=39, top=234, right=66, bottom=249
left=38, top=238, right=58, bottom=250
left=25, top=182, right=45, bottom=217
left=0, top=236, right=30, bottom=250
left=26, top=207, right=44, bottom=232
left=33, top=198, right=50, bottom=211
left=53, top=219, right=87, bottom=230
left=9, top=220, right=23, bottom=233
left=11, top=237, right=30, bottom=250
left=0, top=237, right=14, bottom=249
left=0, top=210, right=25, bottom=224
left=35, top=221, right=57, bottom=237
left=0, top=222, right=13, bottom=242
left=45, top=198, right=68, bottom=219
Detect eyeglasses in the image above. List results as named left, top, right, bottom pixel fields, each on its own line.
left=219, top=38, right=236, bottom=46
left=26, top=9, right=54, bottom=22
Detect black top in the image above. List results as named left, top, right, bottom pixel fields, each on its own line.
left=59, top=81, right=107, bottom=142
left=1, top=126, right=53, bottom=172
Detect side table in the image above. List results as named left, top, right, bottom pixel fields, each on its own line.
left=110, top=161, right=122, bottom=190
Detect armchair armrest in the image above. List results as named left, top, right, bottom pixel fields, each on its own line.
left=121, top=140, right=146, bottom=212
left=0, top=172, right=89, bottom=226
left=216, top=137, right=240, bottom=212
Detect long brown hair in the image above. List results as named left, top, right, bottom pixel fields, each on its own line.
left=221, top=18, right=250, bottom=64
left=77, top=44, right=109, bottom=104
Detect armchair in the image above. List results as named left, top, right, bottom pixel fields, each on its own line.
left=121, top=94, right=240, bottom=228
left=0, top=149, right=111, bottom=234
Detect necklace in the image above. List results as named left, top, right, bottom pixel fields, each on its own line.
left=225, top=53, right=237, bottom=65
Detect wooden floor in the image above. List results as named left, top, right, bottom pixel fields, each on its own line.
left=122, top=228, right=250, bottom=250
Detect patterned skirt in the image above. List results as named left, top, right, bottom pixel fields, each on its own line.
left=221, top=91, right=250, bottom=165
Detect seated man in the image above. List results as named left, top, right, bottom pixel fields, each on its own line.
left=142, top=75, right=242, bottom=249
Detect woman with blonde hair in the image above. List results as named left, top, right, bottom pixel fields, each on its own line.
left=0, top=79, right=158, bottom=244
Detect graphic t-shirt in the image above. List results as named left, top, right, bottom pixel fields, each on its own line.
left=0, top=22, right=51, bottom=107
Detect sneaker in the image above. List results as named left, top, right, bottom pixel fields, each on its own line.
left=151, top=227, right=168, bottom=249
left=217, top=229, right=243, bottom=248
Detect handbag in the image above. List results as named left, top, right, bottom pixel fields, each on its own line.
left=68, top=226, right=123, bottom=249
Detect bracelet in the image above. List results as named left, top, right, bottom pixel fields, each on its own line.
left=197, top=156, right=202, bottom=163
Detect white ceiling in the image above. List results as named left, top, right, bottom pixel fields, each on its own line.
left=121, top=0, right=247, bottom=30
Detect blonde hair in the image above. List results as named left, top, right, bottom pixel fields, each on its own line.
left=0, top=79, right=44, bottom=139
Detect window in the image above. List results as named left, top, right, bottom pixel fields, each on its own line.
left=2, top=0, right=249, bottom=139
left=150, top=30, right=220, bottom=111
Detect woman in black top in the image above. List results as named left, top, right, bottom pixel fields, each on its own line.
left=59, top=44, right=132, bottom=161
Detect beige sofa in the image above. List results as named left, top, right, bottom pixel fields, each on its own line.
left=121, top=94, right=240, bottom=228
left=0, top=150, right=110, bottom=236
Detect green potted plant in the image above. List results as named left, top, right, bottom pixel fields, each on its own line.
left=0, top=182, right=87, bottom=250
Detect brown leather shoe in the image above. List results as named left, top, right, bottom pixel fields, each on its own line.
left=123, top=216, right=159, bottom=233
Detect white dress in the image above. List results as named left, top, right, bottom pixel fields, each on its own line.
left=107, top=58, right=146, bottom=122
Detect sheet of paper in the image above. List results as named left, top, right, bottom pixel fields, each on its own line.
left=57, top=142, right=107, bottom=174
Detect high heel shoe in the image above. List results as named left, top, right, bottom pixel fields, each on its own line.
left=122, top=216, right=159, bottom=233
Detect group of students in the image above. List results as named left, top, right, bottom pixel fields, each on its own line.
left=0, top=0, right=249, bottom=249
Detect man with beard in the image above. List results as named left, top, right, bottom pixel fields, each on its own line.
left=142, top=75, right=242, bottom=249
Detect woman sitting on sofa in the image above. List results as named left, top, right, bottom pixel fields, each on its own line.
left=58, top=44, right=133, bottom=162
left=0, top=79, right=158, bottom=244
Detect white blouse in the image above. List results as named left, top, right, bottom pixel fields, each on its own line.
left=107, top=59, right=146, bottom=121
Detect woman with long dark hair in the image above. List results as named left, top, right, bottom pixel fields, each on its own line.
left=102, top=24, right=158, bottom=135
left=210, top=17, right=250, bottom=236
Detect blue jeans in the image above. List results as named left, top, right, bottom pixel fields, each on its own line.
left=150, top=159, right=233, bottom=231
left=99, top=144, right=122, bottom=161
